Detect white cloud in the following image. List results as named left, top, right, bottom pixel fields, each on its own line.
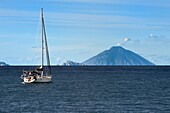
left=0, top=8, right=37, bottom=17
left=45, top=12, right=170, bottom=29
left=116, top=37, right=130, bottom=46
left=149, top=34, right=166, bottom=39
left=147, top=55, right=170, bottom=65
left=44, top=0, right=170, bottom=7
left=0, top=8, right=170, bottom=29
left=55, top=57, right=67, bottom=65
left=16, top=56, right=41, bottom=65
left=0, top=8, right=39, bottom=25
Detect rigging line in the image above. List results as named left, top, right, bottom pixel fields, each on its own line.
left=34, top=12, right=41, bottom=49
left=28, top=11, right=42, bottom=66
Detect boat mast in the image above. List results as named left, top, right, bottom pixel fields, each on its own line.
left=42, top=19, right=51, bottom=75
left=41, top=8, right=51, bottom=75
left=41, top=8, right=44, bottom=75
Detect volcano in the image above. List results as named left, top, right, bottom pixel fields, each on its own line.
left=82, top=46, right=154, bottom=66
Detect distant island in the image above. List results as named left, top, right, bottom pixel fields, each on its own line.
left=63, top=46, right=154, bottom=66
left=0, top=62, right=9, bottom=66
left=62, top=60, right=84, bottom=66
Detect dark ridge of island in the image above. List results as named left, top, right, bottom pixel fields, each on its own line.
left=0, top=61, right=9, bottom=66
left=82, top=46, right=154, bottom=66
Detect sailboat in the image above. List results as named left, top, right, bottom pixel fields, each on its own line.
left=21, top=8, right=52, bottom=83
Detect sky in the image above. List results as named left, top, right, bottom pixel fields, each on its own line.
left=0, top=0, right=170, bottom=65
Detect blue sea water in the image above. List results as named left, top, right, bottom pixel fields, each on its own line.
left=0, top=66, right=170, bottom=113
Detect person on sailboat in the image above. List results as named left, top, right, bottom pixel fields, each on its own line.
left=36, top=66, right=43, bottom=71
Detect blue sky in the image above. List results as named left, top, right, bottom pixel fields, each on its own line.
left=0, top=0, right=170, bottom=65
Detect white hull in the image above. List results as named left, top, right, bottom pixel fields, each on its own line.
left=23, top=76, right=52, bottom=83
left=24, top=77, right=35, bottom=83
left=34, top=76, right=52, bottom=83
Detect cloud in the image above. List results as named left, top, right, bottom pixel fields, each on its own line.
left=45, top=12, right=170, bottom=29
left=149, top=34, right=166, bottom=39
left=53, top=0, right=120, bottom=4
left=55, top=57, right=67, bottom=65
left=149, top=34, right=157, bottom=38
left=0, top=8, right=169, bottom=29
left=0, top=8, right=38, bottom=25
left=147, top=34, right=170, bottom=47
left=45, top=0, right=170, bottom=7
left=16, top=56, right=41, bottom=65
left=147, top=55, right=170, bottom=65
left=116, top=37, right=130, bottom=46
left=0, top=8, right=37, bottom=17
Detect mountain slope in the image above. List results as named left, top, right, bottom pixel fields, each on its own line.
left=83, top=46, right=154, bottom=66
left=0, top=61, right=9, bottom=66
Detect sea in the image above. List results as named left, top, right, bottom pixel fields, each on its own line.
left=0, top=66, right=170, bottom=113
